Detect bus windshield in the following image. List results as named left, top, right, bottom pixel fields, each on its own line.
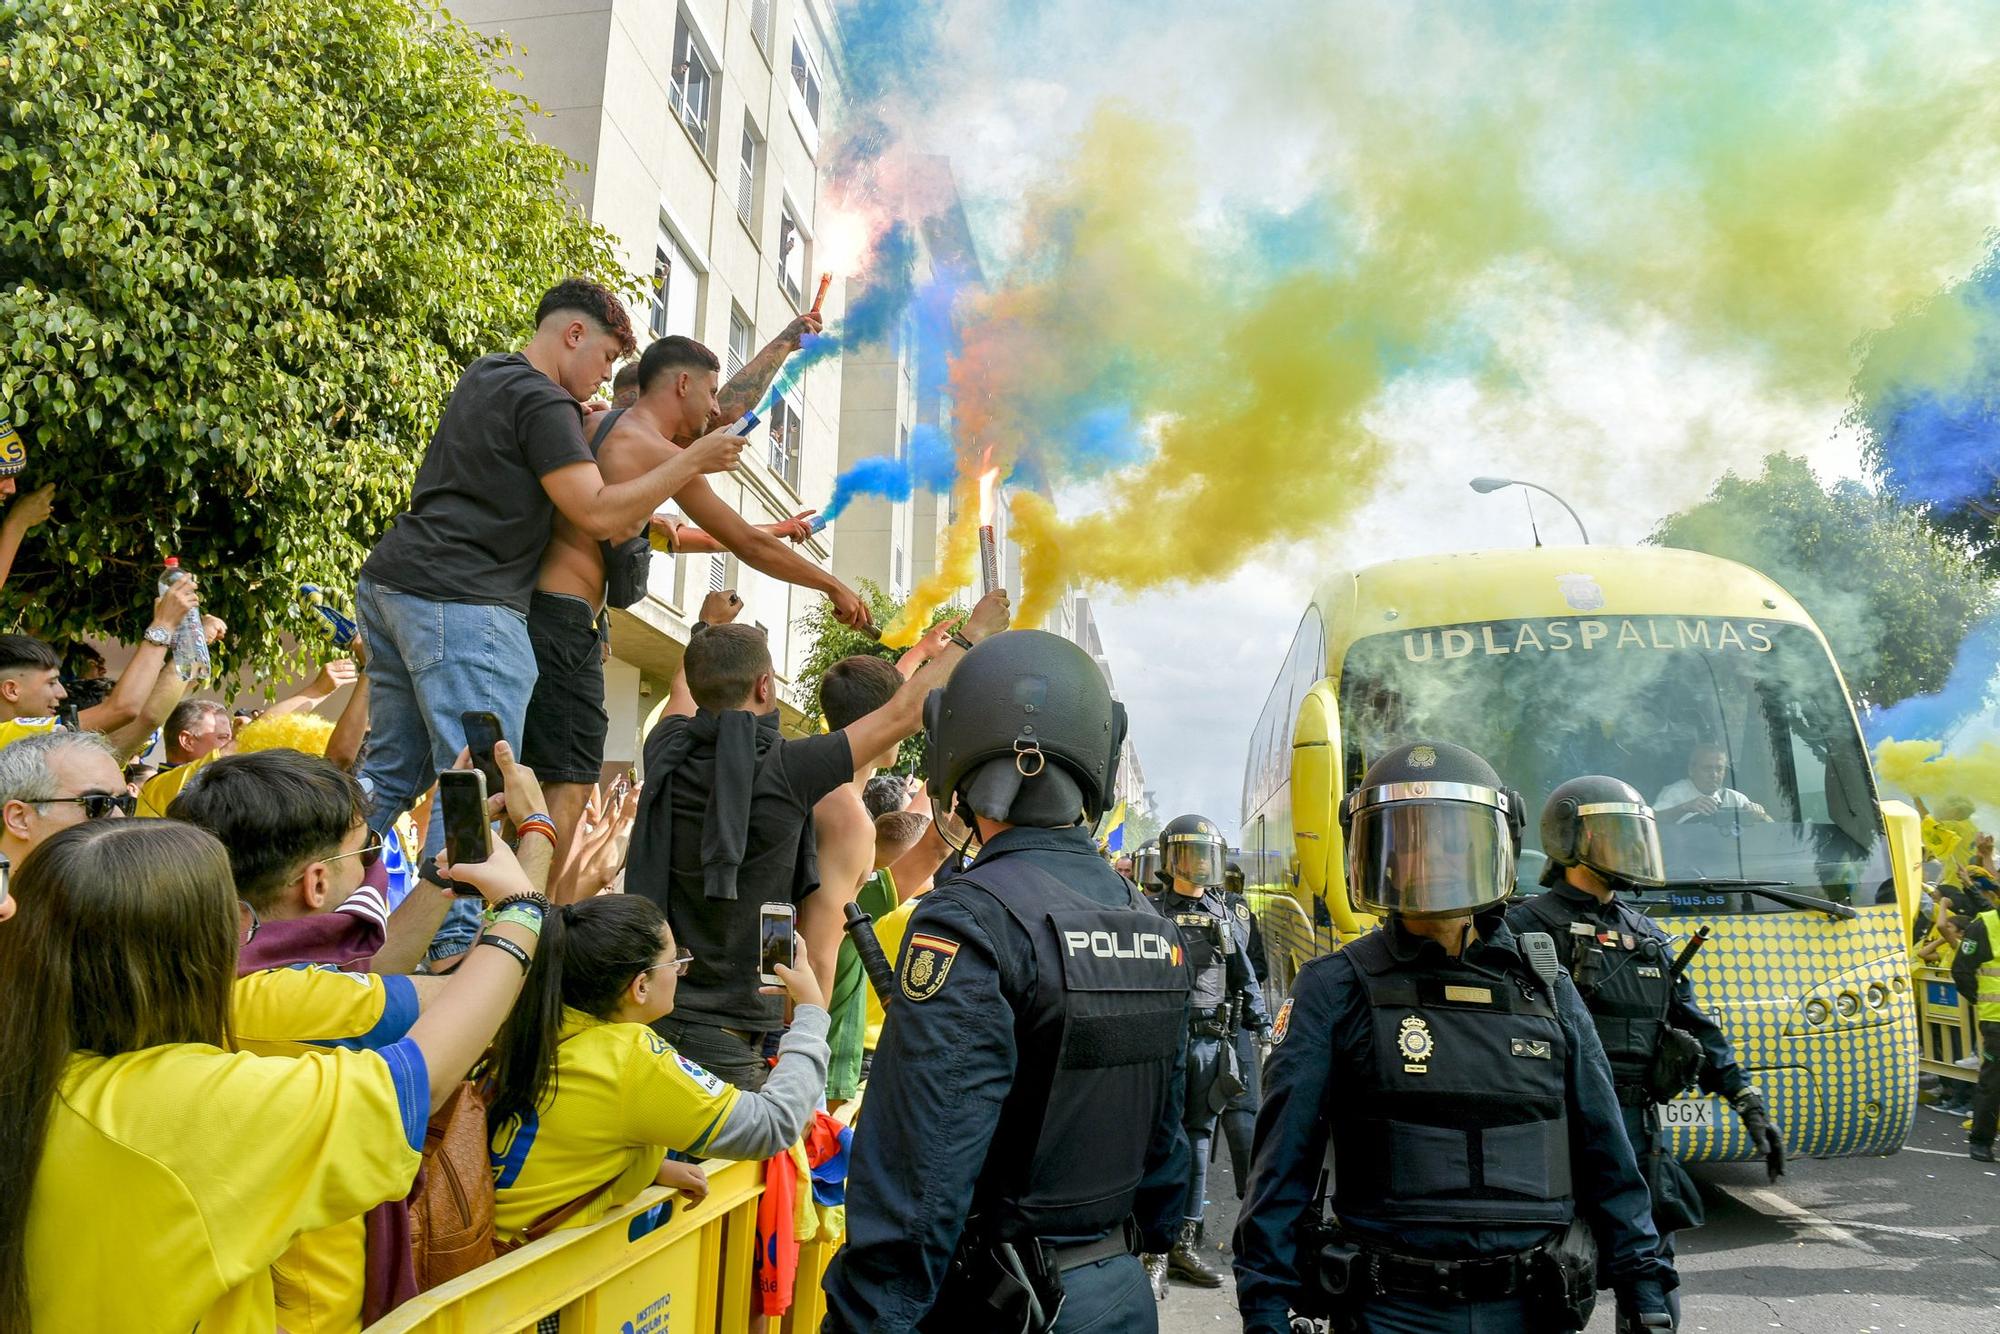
left=1337, top=616, right=1893, bottom=913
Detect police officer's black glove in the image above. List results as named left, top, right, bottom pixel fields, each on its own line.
left=1731, top=1087, right=1786, bottom=1182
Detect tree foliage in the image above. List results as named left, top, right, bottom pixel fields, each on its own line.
left=0, top=0, right=632, bottom=669
left=1649, top=453, right=1994, bottom=711
left=795, top=580, right=967, bottom=774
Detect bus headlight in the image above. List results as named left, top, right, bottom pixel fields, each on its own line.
left=1864, top=982, right=1888, bottom=1010
left=1804, top=998, right=1832, bottom=1027
left=1835, top=991, right=1860, bottom=1020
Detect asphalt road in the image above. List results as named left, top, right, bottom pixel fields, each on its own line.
left=1161, top=1097, right=1999, bottom=1333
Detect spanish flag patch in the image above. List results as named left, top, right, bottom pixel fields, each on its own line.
left=901, top=932, right=961, bottom=1002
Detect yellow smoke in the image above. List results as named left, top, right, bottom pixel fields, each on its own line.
left=1007, top=492, right=1065, bottom=629
left=880, top=477, right=982, bottom=647
left=1874, top=739, right=2000, bottom=810
left=888, top=7, right=2000, bottom=630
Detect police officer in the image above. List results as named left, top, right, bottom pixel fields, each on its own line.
left=1508, top=776, right=1785, bottom=1322
left=1219, top=862, right=1271, bottom=1200
left=1144, top=817, right=1269, bottom=1290
left=824, top=630, right=1191, bottom=1333
left=1234, top=742, right=1676, bottom=1333
left=1949, top=891, right=2000, bottom=1161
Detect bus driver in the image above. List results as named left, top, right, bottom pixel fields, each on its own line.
left=1653, top=743, right=1772, bottom=826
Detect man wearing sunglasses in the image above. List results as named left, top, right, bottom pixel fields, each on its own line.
left=0, top=730, right=133, bottom=871
left=170, top=748, right=407, bottom=974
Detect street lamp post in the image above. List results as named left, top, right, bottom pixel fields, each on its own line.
left=1469, top=476, right=1591, bottom=545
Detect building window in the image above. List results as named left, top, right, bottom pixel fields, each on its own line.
left=650, top=225, right=698, bottom=339
left=893, top=545, right=904, bottom=591
left=737, top=119, right=761, bottom=229
left=727, top=309, right=752, bottom=380
left=896, top=424, right=908, bottom=460
left=790, top=31, right=822, bottom=131
left=750, top=0, right=773, bottom=54
left=708, top=555, right=726, bottom=593
left=768, top=393, right=803, bottom=490
left=777, top=203, right=807, bottom=307
left=670, top=10, right=714, bottom=154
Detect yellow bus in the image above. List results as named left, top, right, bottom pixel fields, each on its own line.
left=1241, top=546, right=1922, bottom=1162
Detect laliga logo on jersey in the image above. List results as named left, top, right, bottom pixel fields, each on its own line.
left=1064, top=928, right=1181, bottom=966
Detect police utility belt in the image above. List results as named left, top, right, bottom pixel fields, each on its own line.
left=1309, top=1218, right=1597, bottom=1328
left=942, top=1218, right=1140, bottom=1334
left=1189, top=1002, right=1231, bottom=1038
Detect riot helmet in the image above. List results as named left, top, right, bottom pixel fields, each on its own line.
left=1161, top=813, right=1227, bottom=889
left=1134, top=841, right=1162, bottom=890
left=924, top=630, right=1127, bottom=828
left=1538, top=775, right=1667, bottom=890
left=1339, top=740, right=1523, bottom=918
left=1224, top=862, right=1245, bottom=895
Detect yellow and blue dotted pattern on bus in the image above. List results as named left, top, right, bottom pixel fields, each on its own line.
left=1658, top=903, right=1915, bottom=1163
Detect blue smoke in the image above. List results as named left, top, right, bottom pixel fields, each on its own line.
left=1863, top=609, right=2000, bottom=744
left=763, top=222, right=921, bottom=411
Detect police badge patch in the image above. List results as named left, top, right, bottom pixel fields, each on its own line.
left=1270, top=998, right=1293, bottom=1046
left=902, top=932, right=961, bottom=1002
left=1234, top=903, right=1251, bottom=922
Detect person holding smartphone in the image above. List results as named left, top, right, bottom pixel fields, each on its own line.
left=628, top=585, right=1009, bottom=1092
left=478, top=896, right=828, bottom=1244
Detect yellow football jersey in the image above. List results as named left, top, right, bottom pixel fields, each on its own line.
left=489, top=1008, right=743, bottom=1241
left=0, top=716, right=58, bottom=752
left=865, top=891, right=921, bottom=1051
left=27, top=1042, right=426, bottom=1333
left=232, top=965, right=418, bottom=1058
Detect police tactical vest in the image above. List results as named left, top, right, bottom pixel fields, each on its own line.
left=1515, top=896, right=1674, bottom=1090
left=1328, top=929, right=1575, bottom=1230
left=958, top=857, right=1190, bottom=1240
left=1976, top=909, right=2000, bottom=1025
left=1150, top=889, right=1230, bottom=1010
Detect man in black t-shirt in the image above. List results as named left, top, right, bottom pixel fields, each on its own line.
left=631, top=586, right=1009, bottom=1089
left=355, top=278, right=745, bottom=961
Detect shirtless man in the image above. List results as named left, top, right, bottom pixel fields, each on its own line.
left=525, top=324, right=870, bottom=862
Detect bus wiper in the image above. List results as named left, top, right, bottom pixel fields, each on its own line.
left=1655, top=878, right=1858, bottom=921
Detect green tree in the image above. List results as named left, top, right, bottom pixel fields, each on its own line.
left=1649, top=453, right=1994, bottom=710
left=0, top=0, right=632, bottom=670
left=795, top=580, right=966, bottom=773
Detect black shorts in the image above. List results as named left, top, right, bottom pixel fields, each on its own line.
left=520, top=591, right=608, bottom=785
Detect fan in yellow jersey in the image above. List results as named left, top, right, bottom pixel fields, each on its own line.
left=861, top=805, right=970, bottom=1050
left=233, top=962, right=433, bottom=1057
left=479, top=894, right=830, bottom=1242
left=0, top=814, right=550, bottom=1332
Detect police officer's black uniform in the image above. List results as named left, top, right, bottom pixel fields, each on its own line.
left=1220, top=862, right=1271, bottom=1199
left=1507, top=776, right=1785, bottom=1326
left=824, top=631, right=1191, bottom=1334
left=1233, top=742, right=1677, bottom=1333
left=1143, top=817, right=1270, bottom=1289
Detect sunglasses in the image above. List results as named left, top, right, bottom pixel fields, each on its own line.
left=43, top=791, right=137, bottom=819
left=321, top=832, right=384, bottom=871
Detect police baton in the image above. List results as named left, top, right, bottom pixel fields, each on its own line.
left=843, top=901, right=898, bottom=1006
left=1669, top=925, right=1711, bottom=982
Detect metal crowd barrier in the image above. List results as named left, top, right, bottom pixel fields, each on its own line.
left=1915, top=964, right=1980, bottom=1086
left=366, top=1130, right=849, bottom=1333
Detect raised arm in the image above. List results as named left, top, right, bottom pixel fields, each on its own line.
left=838, top=591, right=1011, bottom=768
left=0, top=484, right=54, bottom=591
left=713, top=315, right=820, bottom=427
left=541, top=426, right=743, bottom=542
left=81, top=578, right=196, bottom=741
left=677, top=476, right=868, bottom=627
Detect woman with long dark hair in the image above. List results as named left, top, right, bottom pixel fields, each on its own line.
left=481, top=893, right=828, bottom=1242
left=0, top=817, right=546, bottom=1332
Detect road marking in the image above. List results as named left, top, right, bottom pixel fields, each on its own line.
left=1718, top=1185, right=1963, bottom=1244
left=1895, top=1145, right=1965, bottom=1158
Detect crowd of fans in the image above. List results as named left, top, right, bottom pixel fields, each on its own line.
left=0, top=277, right=1011, bottom=1333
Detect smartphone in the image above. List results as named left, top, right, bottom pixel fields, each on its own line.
left=758, top=902, right=797, bottom=985
left=730, top=410, right=761, bottom=438
left=0, top=853, right=10, bottom=917
left=56, top=703, right=79, bottom=731
left=460, top=710, right=505, bottom=794
left=438, top=769, right=489, bottom=893
left=607, top=769, right=633, bottom=808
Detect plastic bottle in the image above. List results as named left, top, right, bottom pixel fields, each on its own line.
left=158, top=557, right=210, bottom=681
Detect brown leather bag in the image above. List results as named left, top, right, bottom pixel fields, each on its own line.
left=407, top=1082, right=496, bottom=1291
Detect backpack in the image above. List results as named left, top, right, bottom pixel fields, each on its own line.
left=407, top=1082, right=496, bottom=1290
left=589, top=407, right=653, bottom=610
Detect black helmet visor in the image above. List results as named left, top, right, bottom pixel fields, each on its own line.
left=1346, top=783, right=1517, bottom=918
left=1574, top=801, right=1667, bottom=887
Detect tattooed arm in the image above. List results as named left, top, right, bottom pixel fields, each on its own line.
left=713, top=313, right=822, bottom=427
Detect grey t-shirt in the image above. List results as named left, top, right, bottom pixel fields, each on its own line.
left=363, top=353, right=592, bottom=611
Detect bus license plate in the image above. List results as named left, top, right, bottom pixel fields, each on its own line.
left=1661, top=1098, right=1716, bottom=1129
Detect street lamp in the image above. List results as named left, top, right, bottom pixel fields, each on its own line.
left=1469, top=476, right=1591, bottom=545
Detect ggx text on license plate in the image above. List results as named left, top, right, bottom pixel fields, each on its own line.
left=1661, top=1098, right=1716, bottom=1128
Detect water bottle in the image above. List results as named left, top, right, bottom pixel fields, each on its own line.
left=158, top=557, right=210, bottom=680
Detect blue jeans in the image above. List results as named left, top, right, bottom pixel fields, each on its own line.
left=1052, top=1254, right=1154, bottom=1334
left=355, top=576, right=538, bottom=959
